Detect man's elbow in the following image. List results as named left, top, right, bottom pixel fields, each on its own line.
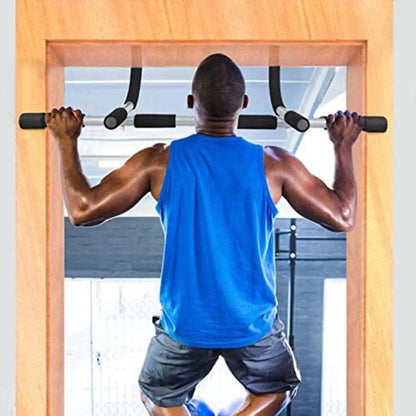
left=69, top=212, right=84, bottom=227
left=338, top=220, right=355, bottom=232
left=335, top=208, right=355, bottom=232
left=69, top=206, right=91, bottom=227
left=69, top=209, right=107, bottom=227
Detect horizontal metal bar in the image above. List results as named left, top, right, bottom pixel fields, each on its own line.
left=80, top=114, right=328, bottom=129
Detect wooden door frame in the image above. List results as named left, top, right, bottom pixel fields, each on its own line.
left=16, top=2, right=393, bottom=416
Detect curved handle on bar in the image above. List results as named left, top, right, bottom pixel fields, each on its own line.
left=104, top=67, right=142, bottom=130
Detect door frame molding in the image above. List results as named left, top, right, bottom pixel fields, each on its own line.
left=16, top=2, right=393, bottom=415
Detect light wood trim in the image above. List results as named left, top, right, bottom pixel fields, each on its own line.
left=16, top=40, right=48, bottom=416
left=46, top=48, right=65, bottom=416
left=346, top=47, right=366, bottom=416
left=365, top=30, right=394, bottom=415
left=16, top=1, right=393, bottom=416
left=48, top=41, right=363, bottom=67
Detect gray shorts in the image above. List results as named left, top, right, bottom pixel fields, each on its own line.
left=138, top=315, right=302, bottom=407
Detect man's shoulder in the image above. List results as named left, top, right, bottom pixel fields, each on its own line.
left=151, top=142, right=169, bottom=153
left=263, top=145, right=294, bottom=167
left=148, top=142, right=170, bottom=166
left=263, top=145, right=291, bottom=158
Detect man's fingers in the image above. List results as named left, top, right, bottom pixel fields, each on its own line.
left=73, top=109, right=84, bottom=121
left=335, top=110, right=346, bottom=124
left=60, top=106, right=78, bottom=120
left=335, top=110, right=344, bottom=120
left=326, top=110, right=364, bottom=134
left=344, top=110, right=353, bottom=126
left=45, top=106, right=83, bottom=134
left=326, top=114, right=335, bottom=125
left=46, top=108, right=58, bottom=125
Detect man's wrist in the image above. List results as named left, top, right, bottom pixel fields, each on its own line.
left=56, top=134, right=78, bottom=149
left=333, top=140, right=353, bottom=152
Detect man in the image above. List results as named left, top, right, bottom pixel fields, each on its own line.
left=46, top=53, right=364, bottom=416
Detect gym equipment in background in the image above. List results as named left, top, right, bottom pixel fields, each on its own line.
left=18, top=66, right=388, bottom=133
left=275, top=219, right=347, bottom=416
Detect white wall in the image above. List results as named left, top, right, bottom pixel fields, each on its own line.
left=0, top=0, right=15, bottom=415
left=393, top=1, right=416, bottom=414
left=1, top=1, right=414, bottom=415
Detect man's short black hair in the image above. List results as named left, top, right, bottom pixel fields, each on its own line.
left=192, top=53, right=245, bottom=118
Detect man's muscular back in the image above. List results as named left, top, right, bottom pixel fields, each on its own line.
left=150, top=143, right=283, bottom=206
left=150, top=138, right=356, bottom=233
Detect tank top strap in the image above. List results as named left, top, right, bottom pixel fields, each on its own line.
left=256, top=144, right=279, bottom=217
left=155, top=140, right=176, bottom=215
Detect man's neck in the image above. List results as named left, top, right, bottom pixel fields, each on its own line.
left=194, top=115, right=238, bottom=137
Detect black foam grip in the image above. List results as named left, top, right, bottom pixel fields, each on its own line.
left=19, top=113, right=47, bottom=129
left=363, top=116, right=388, bottom=133
left=284, top=111, right=310, bottom=132
left=238, top=115, right=278, bottom=129
left=104, top=107, right=128, bottom=129
left=134, top=114, right=176, bottom=128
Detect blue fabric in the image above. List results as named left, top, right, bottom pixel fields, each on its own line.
left=155, top=133, right=279, bottom=348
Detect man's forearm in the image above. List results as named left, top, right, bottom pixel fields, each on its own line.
left=332, top=142, right=357, bottom=225
left=57, top=137, right=92, bottom=220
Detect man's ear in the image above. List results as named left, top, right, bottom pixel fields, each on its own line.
left=187, top=94, right=194, bottom=109
left=242, top=94, right=249, bottom=109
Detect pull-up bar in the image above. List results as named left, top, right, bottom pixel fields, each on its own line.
left=18, top=113, right=387, bottom=132
left=18, top=66, right=388, bottom=133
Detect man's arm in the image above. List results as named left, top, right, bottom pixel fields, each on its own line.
left=270, top=110, right=364, bottom=232
left=46, top=107, right=153, bottom=226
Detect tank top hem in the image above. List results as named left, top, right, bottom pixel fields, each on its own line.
left=160, top=310, right=277, bottom=349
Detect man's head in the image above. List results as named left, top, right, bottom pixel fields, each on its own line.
left=187, top=53, right=249, bottom=119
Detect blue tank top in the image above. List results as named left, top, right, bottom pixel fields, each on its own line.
left=155, top=133, right=280, bottom=348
